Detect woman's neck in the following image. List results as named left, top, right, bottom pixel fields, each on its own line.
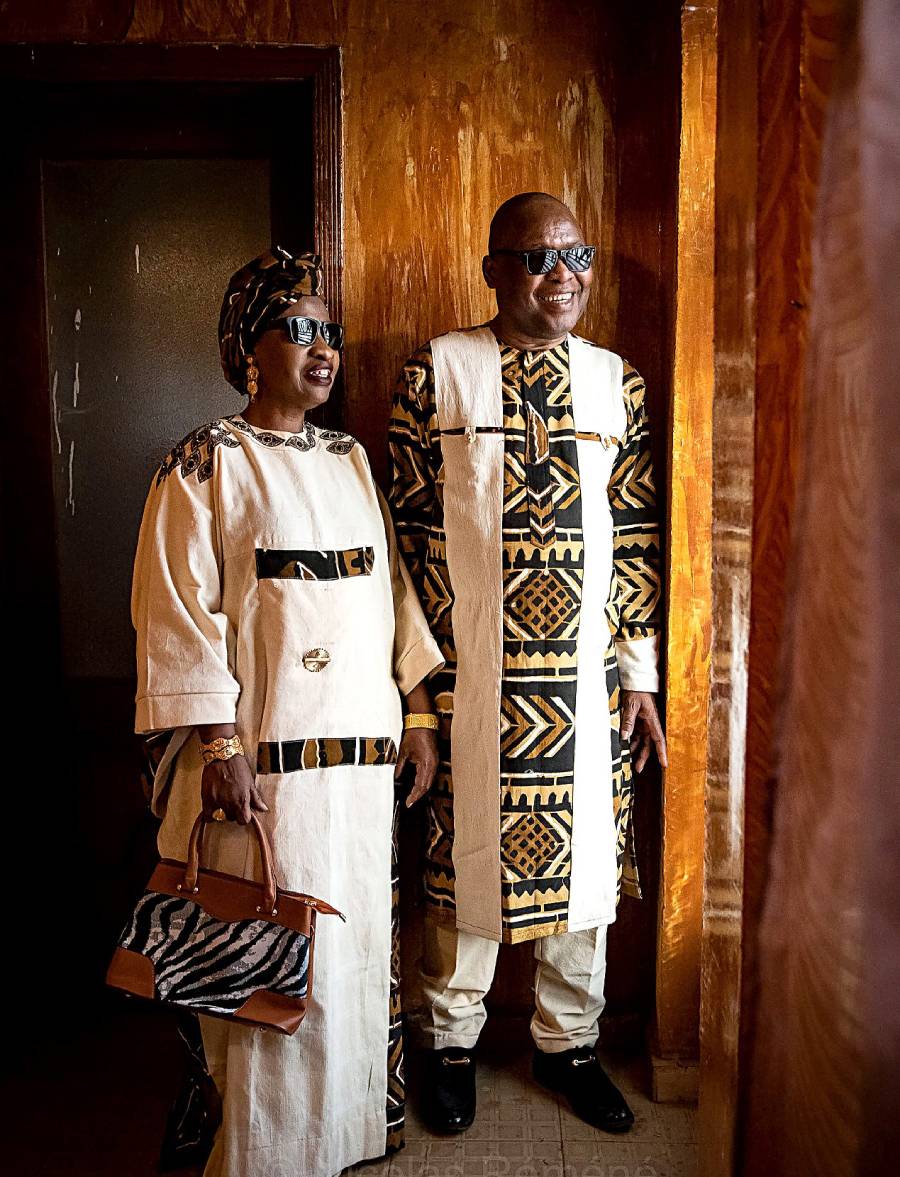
left=240, top=399, right=307, bottom=434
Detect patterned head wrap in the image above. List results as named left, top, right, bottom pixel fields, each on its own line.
left=218, top=245, right=323, bottom=393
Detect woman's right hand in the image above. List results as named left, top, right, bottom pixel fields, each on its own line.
left=201, top=755, right=269, bottom=825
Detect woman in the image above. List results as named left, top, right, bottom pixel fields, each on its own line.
left=132, top=247, right=442, bottom=1176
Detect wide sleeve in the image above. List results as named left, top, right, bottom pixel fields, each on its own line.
left=387, top=344, right=439, bottom=596
left=608, top=363, right=662, bottom=692
left=131, top=460, right=241, bottom=733
left=376, top=487, right=444, bottom=695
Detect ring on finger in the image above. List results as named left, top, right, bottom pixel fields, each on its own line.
left=212, top=808, right=227, bottom=823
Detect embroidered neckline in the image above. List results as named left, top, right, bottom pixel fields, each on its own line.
left=155, top=417, right=357, bottom=486
left=229, top=416, right=357, bottom=455
left=229, top=415, right=317, bottom=451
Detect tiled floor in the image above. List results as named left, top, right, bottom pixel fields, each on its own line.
left=5, top=1004, right=695, bottom=1176
left=355, top=1024, right=697, bottom=1177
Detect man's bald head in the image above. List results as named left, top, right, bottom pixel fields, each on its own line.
left=488, top=192, right=583, bottom=252
left=483, top=192, right=593, bottom=348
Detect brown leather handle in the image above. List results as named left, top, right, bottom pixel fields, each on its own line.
left=182, top=813, right=278, bottom=915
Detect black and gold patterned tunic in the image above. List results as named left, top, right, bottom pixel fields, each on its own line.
left=389, top=331, right=661, bottom=944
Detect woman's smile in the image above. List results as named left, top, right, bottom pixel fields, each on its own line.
left=303, top=360, right=334, bottom=386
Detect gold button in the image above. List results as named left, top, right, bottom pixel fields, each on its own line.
left=302, top=647, right=331, bottom=672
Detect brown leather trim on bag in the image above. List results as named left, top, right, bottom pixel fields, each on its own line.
left=106, top=947, right=155, bottom=999
left=149, top=861, right=321, bottom=934
left=233, top=990, right=309, bottom=1035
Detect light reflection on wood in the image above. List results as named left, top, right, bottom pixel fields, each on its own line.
left=655, top=0, right=716, bottom=1079
left=698, top=0, right=757, bottom=1170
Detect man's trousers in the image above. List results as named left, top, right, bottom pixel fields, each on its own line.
left=421, top=915, right=609, bottom=1053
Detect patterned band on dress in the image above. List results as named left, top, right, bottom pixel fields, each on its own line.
left=256, top=736, right=398, bottom=774
left=255, top=547, right=375, bottom=581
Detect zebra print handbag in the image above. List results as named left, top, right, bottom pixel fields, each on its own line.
left=107, top=812, right=344, bottom=1034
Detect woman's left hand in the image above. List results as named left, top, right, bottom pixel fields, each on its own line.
left=396, top=728, right=439, bottom=808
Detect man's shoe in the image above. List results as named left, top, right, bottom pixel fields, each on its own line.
left=424, top=1047, right=476, bottom=1133
left=533, top=1046, right=634, bottom=1133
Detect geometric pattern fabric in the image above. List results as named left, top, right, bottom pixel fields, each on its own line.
left=389, top=338, right=661, bottom=942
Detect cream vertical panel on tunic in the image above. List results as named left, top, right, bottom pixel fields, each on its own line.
left=131, top=415, right=442, bottom=1177
left=430, top=331, right=505, bottom=941
left=567, top=337, right=626, bottom=929
left=429, top=330, right=628, bottom=941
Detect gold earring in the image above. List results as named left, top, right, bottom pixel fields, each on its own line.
left=246, top=356, right=259, bottom=402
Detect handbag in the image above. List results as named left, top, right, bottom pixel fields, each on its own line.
left=106, top=812, right=344, bottom=1034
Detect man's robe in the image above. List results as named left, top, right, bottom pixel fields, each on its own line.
left=389, top=328, right=661, bottom=945
left=132, top=414, right=442, bottom=1176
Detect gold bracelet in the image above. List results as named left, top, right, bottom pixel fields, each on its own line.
left=403, top=713, right=439, bottom=731
left=199, top=734, right=245, bottom=764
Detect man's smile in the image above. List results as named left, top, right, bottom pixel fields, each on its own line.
left=536, top=291, right=576, bottom=305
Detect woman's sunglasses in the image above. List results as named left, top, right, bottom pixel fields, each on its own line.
left=489, top=245, right=596, bottom=276
left=266, top=316, right=344, bottom=350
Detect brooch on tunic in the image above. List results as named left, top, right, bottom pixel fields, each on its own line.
left=302, top=647, right=331, bottom=672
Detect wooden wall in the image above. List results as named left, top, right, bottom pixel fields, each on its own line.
left=698, top=0, right=851, bottom=1170
left=654, top=0, right=716, bottom=1095
left=739, top=0, right=841, bottom=1152
left=699, top=1, right=759, bottom=1164
left=743, top=0, right=900, bottom=1170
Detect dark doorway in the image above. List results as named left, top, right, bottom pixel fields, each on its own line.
left=0, top=45, right=343, bottom=1054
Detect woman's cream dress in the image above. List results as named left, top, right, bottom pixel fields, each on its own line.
left=132, top=414, right=442, bottom=1177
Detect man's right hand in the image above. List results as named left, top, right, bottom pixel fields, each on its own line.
left=201, top=755, right=269, bottom=825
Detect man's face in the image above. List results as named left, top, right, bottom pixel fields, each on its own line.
left=482, top=203, right=593, bottom=343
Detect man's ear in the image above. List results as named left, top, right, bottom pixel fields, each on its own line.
left=482, top=255, right=497, bottom=289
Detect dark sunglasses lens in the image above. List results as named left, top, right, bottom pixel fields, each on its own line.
left=287, top=317, right=317, bottom=345
left=323, top=322, right=344, bottom=350
left=526, top=249, right=557, bottom=275
left=563, top=246, right=595, bottom=272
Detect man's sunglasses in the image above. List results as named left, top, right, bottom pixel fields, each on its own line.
left=266, top=316, right=344, bottom=350
left=489, top=245, right=596, bottom=276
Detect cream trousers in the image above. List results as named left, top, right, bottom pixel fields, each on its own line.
left=421, top=916, right=609, bottom=1053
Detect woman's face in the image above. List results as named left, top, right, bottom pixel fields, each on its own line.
left=252, top=295, right=341, bottom=411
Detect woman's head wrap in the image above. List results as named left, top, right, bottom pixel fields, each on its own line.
left=218, top=246, right=323, bottom=393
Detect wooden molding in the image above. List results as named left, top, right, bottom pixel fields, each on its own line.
left=656, top=0, right=717, bottom=1066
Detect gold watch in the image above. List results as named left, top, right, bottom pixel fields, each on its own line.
left=403, top=713, right=439, bottom=732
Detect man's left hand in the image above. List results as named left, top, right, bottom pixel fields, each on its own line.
left=620, top=691, right=668, bottom=773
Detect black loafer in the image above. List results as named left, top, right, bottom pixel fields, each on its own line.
left=533, top=1046, right=634, bottom=1133
left=424, top=1047, right=476, bottom=1133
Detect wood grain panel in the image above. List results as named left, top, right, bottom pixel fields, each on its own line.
left=857, top=4, right=900, bottom=1166
left=740, top=0, right=839, bottom=1155
left=699, top=0, right=757, bottom=1170
left=654, top=0, right=716, bottom=1071
left=742, top=0, right=900, bottom=1168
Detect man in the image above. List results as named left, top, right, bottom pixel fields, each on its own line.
left=388, top=192, right=667, bottom=1134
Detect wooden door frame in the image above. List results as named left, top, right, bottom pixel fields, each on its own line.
left=0, top=42, right=343, bottom=318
